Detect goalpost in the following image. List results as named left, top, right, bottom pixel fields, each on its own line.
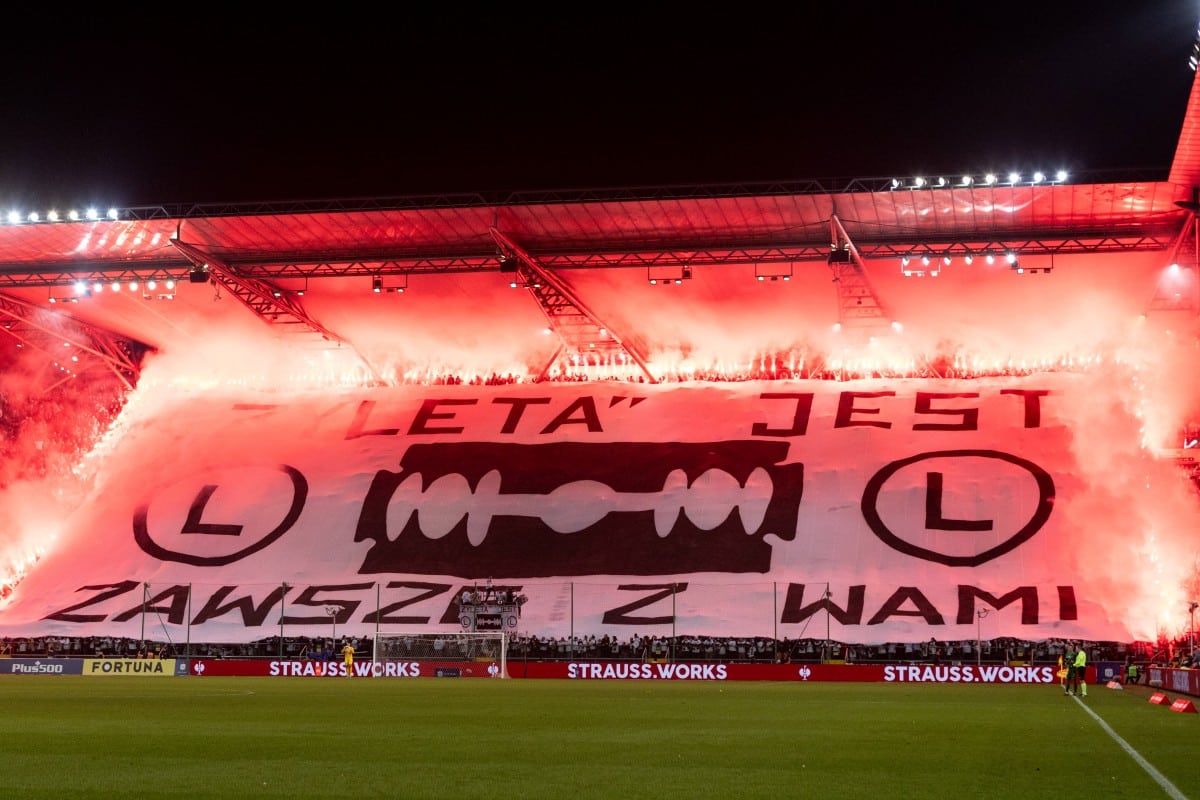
left=372, top=631, right=509, bottom=678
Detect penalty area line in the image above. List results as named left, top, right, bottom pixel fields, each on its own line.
left=1073, top=697, right=1188, bottom=800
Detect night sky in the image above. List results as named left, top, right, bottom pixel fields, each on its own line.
left=1, top=1, right=1198, bottom=209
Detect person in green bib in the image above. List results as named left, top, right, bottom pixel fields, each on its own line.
left=1063, top=645, right=1077, bottom=695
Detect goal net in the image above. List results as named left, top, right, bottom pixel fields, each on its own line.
left=372, top=631, right=508, bottom=678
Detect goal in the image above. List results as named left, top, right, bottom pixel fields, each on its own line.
left=372, top=631, right=508, bottom=678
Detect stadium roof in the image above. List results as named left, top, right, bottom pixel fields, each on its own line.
left=1, top=60, right=1199, bottom=388
left=0, top=63, right=1196, bottom=285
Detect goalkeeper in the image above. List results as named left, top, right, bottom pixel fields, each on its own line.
left=1063, top=645, right=1077, bottom=696
left=341, top=641, right=356, bottom=677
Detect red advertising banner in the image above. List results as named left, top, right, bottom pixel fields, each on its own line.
left=1146, top=667, right=1200, bottom=697
left=187, top=658, right=1059, bottom=684
left=189, top=659, right=498, bottom=678
left=519, top=661, right=1057, bottom=683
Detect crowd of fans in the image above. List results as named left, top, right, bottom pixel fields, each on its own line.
left=379, top=361, right=1111, bottom=387
left=0, top=381, right=125, bottom=488
left=3, top=633, right=1192, bottom=668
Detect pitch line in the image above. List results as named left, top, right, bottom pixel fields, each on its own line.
left=1073, top=696, right=1188, bottom=800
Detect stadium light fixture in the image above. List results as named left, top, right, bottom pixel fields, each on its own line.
left=384, top=274, right=408, bottom=294
left=47, top=287, right=80, bottom=304
left=754, top=263, right=792, bottom=282
left=888, top=172, right=1063, bottom=190
left=142, top=278, right=176, bottom=301
left=648, top=266, right=690, bottom=285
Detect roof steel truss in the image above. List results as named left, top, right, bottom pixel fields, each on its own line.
left=489, top=228, right=657, bottom=383
left=169, top=238, right=383, bottom=383
left=0, top=292, right=149, bottom=391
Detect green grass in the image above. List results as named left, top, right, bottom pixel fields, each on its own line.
left=2, top=678, right=1196, bottom=799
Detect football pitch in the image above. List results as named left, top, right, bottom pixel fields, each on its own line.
left=3, top=677, right=1196, bottom=799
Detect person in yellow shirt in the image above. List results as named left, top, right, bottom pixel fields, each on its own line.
left=1072, top=645, right=1088, bottom=697
left=341, top=641, right=355, bottom=677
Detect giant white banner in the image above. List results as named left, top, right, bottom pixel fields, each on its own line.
left=0, top=375, right=1191, bottom=643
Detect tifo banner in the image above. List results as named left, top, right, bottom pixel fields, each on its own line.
left=0, top=376, right=1191, bottom=643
